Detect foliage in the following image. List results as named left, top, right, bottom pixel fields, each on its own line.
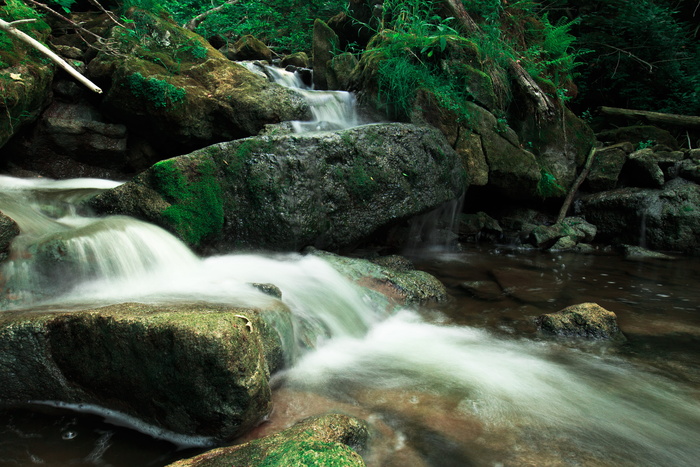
left=536, top=168, right=565, bottom=198
left=0, top=0, right=51, bottom=68
left=124, top=72, right=185, bottom=108
left=160, top=0, right=346, bottom=53
left=567, top=0, right=700, bottom=115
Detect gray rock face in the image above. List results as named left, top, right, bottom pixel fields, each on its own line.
left=0, top=302, right=292, bottom=441
left=89, top=123, right=467, bottom=252
left=536, top=302, right=626, bottom=341
left=581, top=178, right=700, bottom=253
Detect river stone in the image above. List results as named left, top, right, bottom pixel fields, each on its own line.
left=581, top=178, right=700, bottom=253
left=0, top=302, right=293, bottom=441
left=313, top=19, right=338, bottom=90
left=535, top=302, right=626, bottom=341
left=310, top=249, right=448, bottom=305
left=88, top=123, right=467, bottom=253
left=585, top=143, right=632, bottom=192
left=166, top=413, right=369, bottom=467
left=221, top=35, right=272, bottom=62
left=621, top=148, right=665, bottom=188
left=0, top=212, right=20, bottom=262
left=678, top=159, right=700, bottom=184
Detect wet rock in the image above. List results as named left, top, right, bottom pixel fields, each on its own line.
left=88, top=123, right=467, bottom=253
left=251, top=283, right=283, bottom=299
left=0, top=302, right=292, bottom=441
left=281, top=52, right=310, bottom=69
left=166, top=413, right=369, bottom=467
left=458, top=212, right=502, bottom=243
left=221, top=35, right=272, bottom=62
left=0, top=212, right=19, bottom=262
left=529, top=217, right=595, bottom=249
left=535, top=302, right=626, bottom=341
left=621, top=148, right=665, bottom=188
left=311, top=249, right=447, bottom=305
left=490, top=267, right=562, bottom=304
left=581, top=178, right=700, bottom=253
left=313, top=19, right=338, bottom=90
left=458, top=280, right=504, bottom=301
left=585, top=143, right=632, bottom=192
left=621, top=245, right=676, bottom=261
left=677, top=159, right=700, bottom=184
left=327, top=52, right=359, bottom=90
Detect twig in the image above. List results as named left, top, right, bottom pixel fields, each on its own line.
left=24, top=0, right=104, bottom=41
left=87, top=0, right=124, bottom=28
left=556, top=146, right=597, bottom=223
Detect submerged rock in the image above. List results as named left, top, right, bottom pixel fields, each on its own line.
left=536, top=302, right=626, bottom=341
left=167, top=413, right=369, bottom=467
left=0, top=302, right=292, bottom=441
left=88, top=123, right=467, bottom=252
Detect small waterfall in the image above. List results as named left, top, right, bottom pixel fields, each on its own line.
left=0, top=176, right=383, bottom=351
left=242, top=61, right=363, bottom=132
left=403, top=193, right=465, bottom=253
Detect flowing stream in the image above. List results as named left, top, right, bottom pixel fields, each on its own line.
left=1, top=177, right=699, bottom=466
left=242, top=61, right=364, bottom=132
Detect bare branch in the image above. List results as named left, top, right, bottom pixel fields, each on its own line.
left=185, top=0, right=240, bottom=31
left=24, top=0, right=105, bottom=41
left=0, top=18, right=102, bottom=93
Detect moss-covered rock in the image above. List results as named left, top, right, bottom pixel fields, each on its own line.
left=88, top=123, right=467, bottom=252
left=87, top=9, right=308, bottom=155
left=221, top=35, right=272, bottom=62
left=0, top=210, right=19, bottom=262
left=581, top=178, right=700, bottom=253
left=166, top=413, right=369, bottom=467
left=0, top=302, right=293, bottom=441
left=536, top=302, right=626, bottom=341
left=584, top=143, right=632, bottom=192
left=312, top=19, right=338, bottom=90
left=308, top=249, right=447, bottom=305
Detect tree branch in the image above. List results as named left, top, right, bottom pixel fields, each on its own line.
left=0, top=18, right=102, bottom=93
left=24, top=0, right=105, bottom=41
left=556, top=146, right=597, bottom=223
left=185, top=0, right=240, bottom=31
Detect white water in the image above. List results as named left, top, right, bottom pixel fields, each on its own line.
left=1, top=176, right=699, bottom=466
left=242, top=61, right=363, bottom=132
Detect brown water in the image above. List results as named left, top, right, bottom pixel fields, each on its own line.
left=1, top=246, right=699, bottom=466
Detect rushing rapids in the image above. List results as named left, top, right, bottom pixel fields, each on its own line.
left=0, top=176, right=699, bottom=466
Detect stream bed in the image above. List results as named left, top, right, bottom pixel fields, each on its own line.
left=0, top=177, right=699, bottom=466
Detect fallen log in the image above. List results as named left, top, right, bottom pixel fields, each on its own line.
left=599, top=106, right=700, bottom=129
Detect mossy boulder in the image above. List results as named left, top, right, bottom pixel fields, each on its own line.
left=581, top=178, right=700, bottom=253
left=535, top=302, right=626, bottom=341
left=312, top=19, right=338, bottom=90
left=88, top=123, right=467, bottom=252
left=87, top=9, right=308, bottom=155
left=0, top=302, right=293, bottom=441
left=221, top=35, right=272, bottom=62
left=308, top=249, right=447, bottom=305
left=584, top=143, right=633, bottom=192
left=167, top=413, right=369, bottom=467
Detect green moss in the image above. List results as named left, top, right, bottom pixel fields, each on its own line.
left=259, top=439, right=363, bottom=467
left=536, top=168, right=565, bottom=199
left=152, top=158, right=224, bottom=247
left=124, top=72, right=186, bottom=109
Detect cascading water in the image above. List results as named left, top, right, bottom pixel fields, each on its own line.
left=1, top=175, right=700, bottom=467
left=242, top=61, right=364, bottom=132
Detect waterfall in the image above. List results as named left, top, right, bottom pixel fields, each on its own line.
left=242, top=61, right=363, bottom=132
left=0, top=176, right=383, bottom=348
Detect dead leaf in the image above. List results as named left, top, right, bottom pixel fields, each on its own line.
left=9, top=73, right=22, bottom=81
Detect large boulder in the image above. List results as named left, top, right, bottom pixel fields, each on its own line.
left=0, top=302, right=292, bottom=441
left=167, top=413, right=369, bottom=467
left=581, top=178, right=700, bottom=253
left=86, top=9, right=309, bottom=156
left=88, top=123, right=467, bottom=252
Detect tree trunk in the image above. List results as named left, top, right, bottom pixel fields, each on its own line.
left=599, top=106, right=700, bottom=129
